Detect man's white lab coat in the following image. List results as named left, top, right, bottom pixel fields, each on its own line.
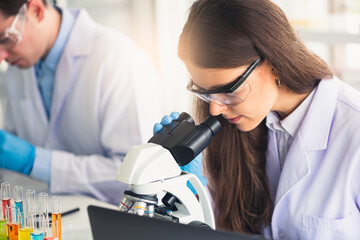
left=0, top=9, right=163, bottom=204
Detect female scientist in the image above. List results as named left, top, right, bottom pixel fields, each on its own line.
left=175, top=0, right=360, bottom=239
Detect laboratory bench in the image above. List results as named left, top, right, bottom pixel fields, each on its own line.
left=0, top=169, right=117, bottom=240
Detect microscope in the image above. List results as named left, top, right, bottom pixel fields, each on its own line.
left=116, top=112, right=221, bottom=229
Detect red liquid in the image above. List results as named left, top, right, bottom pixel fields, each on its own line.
left=2, top=199, right=11, bottom=222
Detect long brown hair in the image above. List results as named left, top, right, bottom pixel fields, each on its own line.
left=178, top=0, right=332, bottom=234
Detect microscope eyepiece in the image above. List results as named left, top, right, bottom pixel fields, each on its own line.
left=148, top=112, right=222, bottom=166
left=201, top=116, right=222, bottom=136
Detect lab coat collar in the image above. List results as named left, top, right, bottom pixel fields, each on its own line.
left=49, top=9, right=96, bottom=128
left=44, top=8, right=76, bottom=71
left=64, top=9, right=96, bottom=57
left=298, top=78, right=337, bottom=151
left=273, top=78, right=337, bottom=206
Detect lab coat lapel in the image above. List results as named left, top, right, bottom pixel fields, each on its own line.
left=30, top=69, right=49, bottom=129
left=6, top=67, right=50, bottom=145
left=22, top=68, right=49, bottom=128
left=266, top=130, right=281, bottom=204
left=274, top=133, right=309, bottom=205
left=49, top=10, right=95, bottom=130
left=274, top=79, right=337, bottom=206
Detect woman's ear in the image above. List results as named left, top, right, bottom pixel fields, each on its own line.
left=271, top=67, right=279, bottom=77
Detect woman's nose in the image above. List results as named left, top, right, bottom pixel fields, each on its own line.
left=209, top=101, right=228, bottom=116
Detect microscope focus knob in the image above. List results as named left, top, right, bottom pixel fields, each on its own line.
left=162, top=192, right=177, bottom=208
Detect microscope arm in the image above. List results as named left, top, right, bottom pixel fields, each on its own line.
left=187, top=173, right=215, bottom=228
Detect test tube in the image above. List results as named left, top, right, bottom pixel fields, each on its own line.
left=25, top=190, right=36, bottom=218
left=43, top=219, right=57, bottom=240
left=18, top=213, right=34, bottom=240
left=51, top=196, right=61, bottom=240
left=6, top=206, right=20, bottom=240
left=14, top=186, right=24, bottom=226
left=38, top=193, right=48, bottom=221
left=1, top=182, right=11, bottom=222
left=0, top=204, right=6, bottom=240
left=30, top=216, right=44, bottom=240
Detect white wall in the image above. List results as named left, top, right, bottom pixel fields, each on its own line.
left=64, top=0, right=196, bottom=115
left=154, top=0, right=195, bottom=114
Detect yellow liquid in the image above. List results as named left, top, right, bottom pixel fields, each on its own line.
left=18, top=227, right=33, bottom=240
left=52, top=213, right=61, bottom=240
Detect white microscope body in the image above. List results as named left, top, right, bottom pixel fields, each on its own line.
left=116, top=113, right=222, bottom=229
left=117, top=143, right=215, bottom=228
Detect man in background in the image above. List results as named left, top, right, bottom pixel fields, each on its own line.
left=0, top=0, right=163, bottom=204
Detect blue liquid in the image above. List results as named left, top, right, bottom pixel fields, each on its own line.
left=30, top=232, right=43, bottom=240
left=15, top=201, right=23, bottom=225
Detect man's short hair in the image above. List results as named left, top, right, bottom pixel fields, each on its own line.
left=0, top=0, right=48, bottom=17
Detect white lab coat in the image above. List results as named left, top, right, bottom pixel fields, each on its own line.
left=0, top=9, right=163, bottom=204
left=265, top=77, right=360, bottom=239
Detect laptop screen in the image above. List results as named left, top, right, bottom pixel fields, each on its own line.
left=88, top=205, right=265, bottom=240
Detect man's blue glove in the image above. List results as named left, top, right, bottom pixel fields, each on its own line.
left=0, top=130, right=35, bottom=174
left=153, top=112, right=208, bottom=194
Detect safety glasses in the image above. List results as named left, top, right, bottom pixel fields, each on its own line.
left=0, top=3, right=28, bottom=50
left=187, top=57, right=263, bottom=107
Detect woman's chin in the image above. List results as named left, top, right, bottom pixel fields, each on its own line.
left=235, top=121, right=258, bottom=132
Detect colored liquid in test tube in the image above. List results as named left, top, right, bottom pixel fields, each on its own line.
left=7, top=222, right=20, bottom=240
left=38, top=193, right=48, bottom=239
left=18, top=227, right=33, bottom=240
left=0, top=218, right=6, bottom=240
left=21, top=190, right=36, bottom=240
left=30, top=216, right=44, bottom=240
left=51, top=196, right=61, bottom=240
left=43, top=219, right=56, bottom=240
left=0, top=203, right=7, bottom=240
left=14, top=186, right=24, bottom=227
left=6, top=206, right=21, bottom=240
left=18, top=214, right=34, bottom=240
left=30, top=232, right=43, bottom=240
left=1, top=182, right=11, bottom=222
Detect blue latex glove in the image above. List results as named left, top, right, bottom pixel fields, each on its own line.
left=0, top=130, right=35, bottom=174
left=153, top=112, right=181, bottom=134
left=153, top=112, right=208, bottom=194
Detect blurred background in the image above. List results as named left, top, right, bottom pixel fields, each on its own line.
left=0, top=0, right=359, bottom=118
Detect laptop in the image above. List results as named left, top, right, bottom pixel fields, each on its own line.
left=88, top=205, right=265, bottom=240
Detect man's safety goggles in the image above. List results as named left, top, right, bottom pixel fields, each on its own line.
left=187, top=57, right=263, bottom=107
left=0, top=3, right=28, bottom=50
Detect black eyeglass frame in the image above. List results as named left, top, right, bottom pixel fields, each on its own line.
left=187, top=57, right=263, bottom=94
